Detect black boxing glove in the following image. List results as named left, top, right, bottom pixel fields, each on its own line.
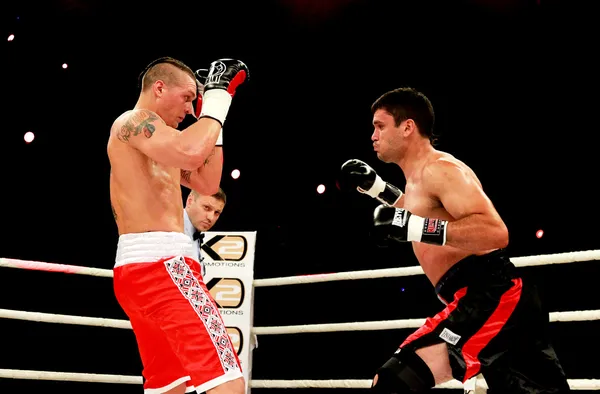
left=198, top=59, right=249, bottom=127
left=340, top=159, right=403, bottom=206
left=372, top=205, right=447, bottom=246
left=203, top=58, right=249, bottom=95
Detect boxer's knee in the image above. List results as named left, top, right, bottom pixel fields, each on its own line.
left=371, top=348, right=435, bottom=393
left=164, top=382, right=186, bottom=394
left=415, top=342, right=453, bottom=384
left=207, top=376, right=245, bottom=394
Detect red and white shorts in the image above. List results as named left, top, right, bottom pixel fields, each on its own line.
left=113, top=232, right=243, bottom=394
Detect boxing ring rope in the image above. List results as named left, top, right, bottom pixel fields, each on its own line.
left=1, top=307, right=599, bottom=333
left=2, top=249, right=599, bottom=282
left=253, top=249, right=600, bottom=287
left=1, top=249, right=600, bottom=391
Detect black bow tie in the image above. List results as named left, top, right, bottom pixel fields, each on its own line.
left=193, top=231, right=204, bottom=243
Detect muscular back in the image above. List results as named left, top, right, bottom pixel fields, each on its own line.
left=108, top=111, right=184, bottom=235
left=403, top=151, right=498, bottom=286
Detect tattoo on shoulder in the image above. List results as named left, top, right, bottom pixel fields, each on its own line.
left=181, top=170, right=192, bottom=183
left=117, top=110, right=163, bottom=142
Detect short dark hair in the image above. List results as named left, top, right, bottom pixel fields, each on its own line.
left=190, top=187, right=227, bottom=205
left=371, top=87, right=437, bottom=143
left=138, top=56, right=196, bottom=92
left=212, top=187, right=227, bottom=205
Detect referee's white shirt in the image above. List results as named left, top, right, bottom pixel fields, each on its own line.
left=183, top=209, right=205, bottom=276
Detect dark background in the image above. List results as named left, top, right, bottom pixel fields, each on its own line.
left=1, top=0, right=598, bottom=393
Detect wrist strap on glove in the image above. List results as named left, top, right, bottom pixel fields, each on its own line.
left=216, top=128, right=223, bottom=146
left=377, top=183, right=403, bottom=206
left=199, top=89, right=232, bottom=126
left=404, top=214, right=448, bottom=246
left=358, top=175, right=403, bottom=206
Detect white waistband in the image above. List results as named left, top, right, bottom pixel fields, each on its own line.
left=115, top=231, right=196, bottom=268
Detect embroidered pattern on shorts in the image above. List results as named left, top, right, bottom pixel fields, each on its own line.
left=164, top=256, right=239, bottom=373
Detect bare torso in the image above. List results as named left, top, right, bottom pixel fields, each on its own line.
left=403, top=151, right=495, bottom=286
left=108, top=111, right=183, bottom=235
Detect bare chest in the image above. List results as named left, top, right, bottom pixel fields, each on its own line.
left=403, top=181, right=453, bottom=221
left=148, top=160, right=178, bottom=182
left=147, top=160, right=179, bottom=196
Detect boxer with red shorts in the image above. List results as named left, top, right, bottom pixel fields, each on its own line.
left=113, top=232, right=242, bottom=393
left=339, top=87, right=569, bottom=393
left=107, top=56, right=249, bottom=394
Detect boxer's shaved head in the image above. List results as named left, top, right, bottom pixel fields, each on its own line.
left=139, top=57, right=196, bottom=92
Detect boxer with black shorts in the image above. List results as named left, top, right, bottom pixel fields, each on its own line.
left=339, top=87, right=570, bottom=393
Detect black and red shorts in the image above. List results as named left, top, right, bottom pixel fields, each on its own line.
left=400, top=249, right=570, bottom=393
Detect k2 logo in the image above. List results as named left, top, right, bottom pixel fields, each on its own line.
left=226, top=326, right=243, bottom=355
left=201, top=235, right=247, bottom=261
left=206, top=277, right=245, bottom=308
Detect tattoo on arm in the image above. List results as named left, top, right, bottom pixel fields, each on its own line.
left=111, top=204, right=118, bottom=220
left=180, top=148, right=216, bottom=183
left=203, top=148, right=216, bottom=166
left=117, top=110, right=162, bottom=142
left=181, top=170, right=192, bottom=183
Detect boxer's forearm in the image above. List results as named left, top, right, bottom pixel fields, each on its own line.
left=445, top=213, right=508, bottom=252
left=179, top=118, right=223, bottom=168
left=180, top=147, right=223, bottom=195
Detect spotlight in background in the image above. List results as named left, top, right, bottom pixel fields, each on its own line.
left=24, top=131, right=35, bottom=143
left=536, top=229, right=544, bottom=239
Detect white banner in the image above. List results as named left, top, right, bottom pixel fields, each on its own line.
left=201, top=231, right=256, bottom=394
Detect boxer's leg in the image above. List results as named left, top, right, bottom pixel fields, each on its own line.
left=371, top=343, right=449, bottom=393
left=154, top=256, right=244, bottom=394
left=479, top=279, right=571, bottom=393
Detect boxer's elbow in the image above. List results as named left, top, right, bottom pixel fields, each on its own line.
left=492, top=219, right=509, bottom=249
left=188, top=169, right=221, bottom=196
left=191, top=181, right=219, bottom=196
left=204, top=182, right=220, bottom=196
left=193, top=175, right=220, bottom=195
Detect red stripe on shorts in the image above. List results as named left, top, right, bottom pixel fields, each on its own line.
left=462, top=278, right=523, bottom=380
left=400, top=287, right=468, bottom=348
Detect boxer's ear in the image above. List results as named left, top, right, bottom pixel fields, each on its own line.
left=401, top=119, right=417, bottom=138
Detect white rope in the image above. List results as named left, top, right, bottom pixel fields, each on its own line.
left=0, top=369, right=596, bottom=390
left=254, top=249, right=600, bottom=287
left=251, top=379, right=376, bottom=389
left=0, top=369, right=142, bottom=384
left=2, top=249, right=600, bottom=286
left=0, top=258, right=113, bottom=277
left=1, top=308, right=598, bottom=333
left=254, top=266, right=426, bottom=287
left=251, top=379, right=487, bottom=389
left=250, top=379, right=600, bottom=390
left=550, top=310, right=600, bottom=323
left=513, top=249, right=600, bottom=267
left=0, top=309, right=132, bottom=329
left=253, top=310, right=600, bottom=335
left=254, top=318, right=426, bottom=334
left=0, top=251, right=598, bottom=389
